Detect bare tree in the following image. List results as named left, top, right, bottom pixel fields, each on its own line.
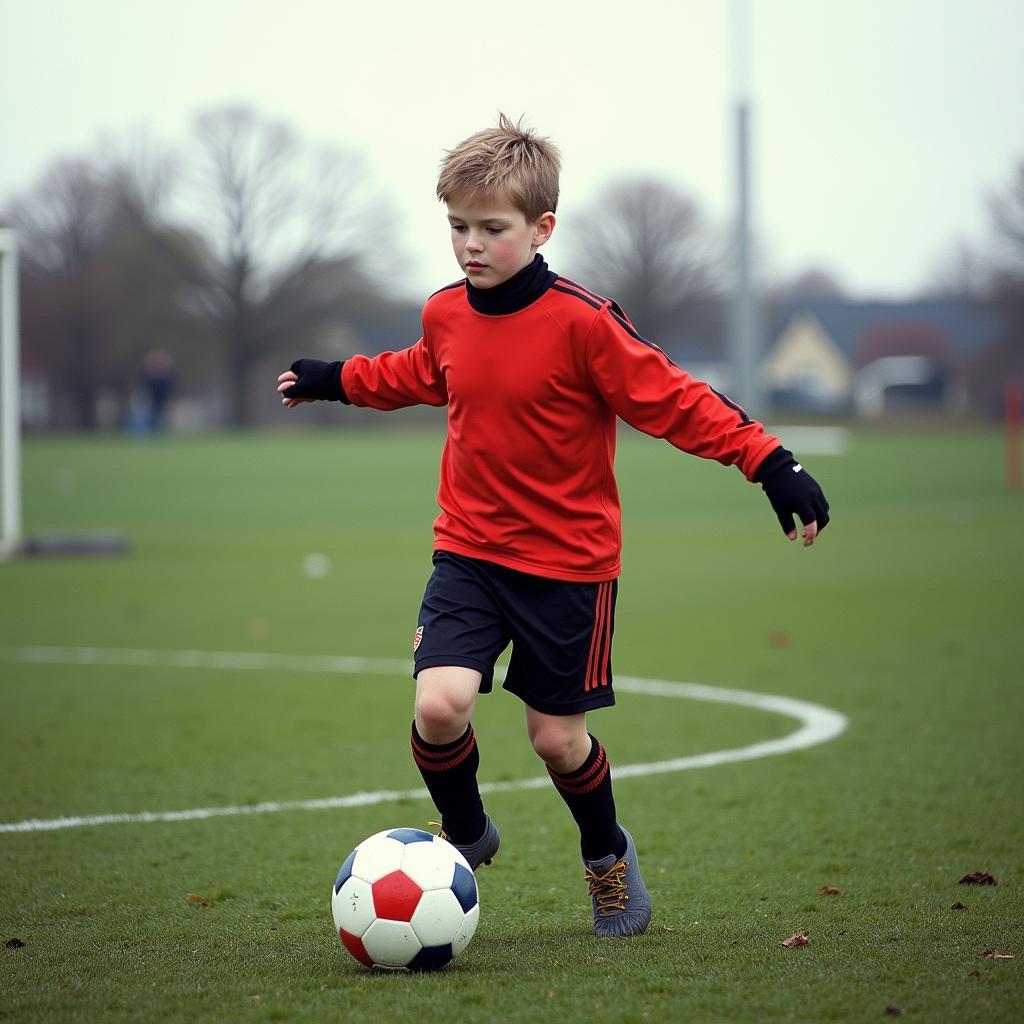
left=925, top=241, right=991, bottom=301
left=563, top=176, right=724, bottom=340
left=106, top=107, right=393, bottom=426
left=6, top=159, right=113, bottom=429
left=6, top=143, right=217, bottom=430
left=990, top=159, right=1024, bottom=269
left=6, top=110, right=392, bottom=430
left=182, top=105, right=391, bottom=426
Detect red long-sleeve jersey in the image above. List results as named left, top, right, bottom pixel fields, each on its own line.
left=341, top=268, right=779, bottom=582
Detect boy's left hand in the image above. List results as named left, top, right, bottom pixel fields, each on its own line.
left=754, top=447, right=830, bottom=548
left=276, top=370, right=311, bottom=407
left=277, top=358, right=347, bottom=404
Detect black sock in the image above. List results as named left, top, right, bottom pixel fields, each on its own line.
left=410, top=722, right=486, bottom=845
left=548, top=734, right=626, bottom=862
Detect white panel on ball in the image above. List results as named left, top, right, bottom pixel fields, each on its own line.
left=401, top=840, right=457, bottom=890
left=331, top=877, right=375, bottom=938
left=361, top=918, right=421, bottom=968
left=409, top=888, right=466, bottom=947
left=451, top=903, right=480, bottom=956
left=351, top=836, right=405, bottom=882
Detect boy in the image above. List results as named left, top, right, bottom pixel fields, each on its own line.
left=277, top=115, right=829, bottom=939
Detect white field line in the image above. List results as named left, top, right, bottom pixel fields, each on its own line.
left=0, top=646, right=847, bottom=834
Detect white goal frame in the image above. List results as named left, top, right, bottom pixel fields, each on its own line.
left=0, top=229, right=21, bottom=559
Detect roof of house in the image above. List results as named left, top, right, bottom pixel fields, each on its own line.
left=768, top=299, right=1003, bottom=364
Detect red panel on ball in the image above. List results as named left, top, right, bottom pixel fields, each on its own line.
left=371, top=870, right=423, bottom=922
left=339, top=928, right=373, bottom=967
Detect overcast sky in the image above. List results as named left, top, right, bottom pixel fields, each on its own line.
left=2, top=0, right=1021, bottom=301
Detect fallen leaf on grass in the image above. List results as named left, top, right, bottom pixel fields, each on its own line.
left=781, top=930, right=809, bottom=948
left=818, top=886, right=844, bottom=896
left=5, top=937, right=26, bottom=949
left=884, top=1006, right=903, bottom=1017
left=982, top=949, right=1015, bottom=960
left=959, top=871, right=997, bottom=885
left=950, top=901, right=968, bottom=910
left=187, top=893, right=213, bottom=907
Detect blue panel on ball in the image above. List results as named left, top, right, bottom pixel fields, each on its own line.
left=408, top=943, right=454, bottom=972
left=386, top=828, right=435, bottom=845
left=450, top=862, right=478, bottom=913
left=334, top=849, right=358, bottom=895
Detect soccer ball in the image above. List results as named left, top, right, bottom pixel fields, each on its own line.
left=331, top=827, right=480, bottom=971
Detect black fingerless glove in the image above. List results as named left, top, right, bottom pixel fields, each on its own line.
left=754, top=447, right=831, bottom=536
left=283, top=359, right=349, bottom=403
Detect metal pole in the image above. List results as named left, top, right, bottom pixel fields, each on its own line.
left=0, top=229, right=22, bottom=558
left=729, top=0, right=761, bottom=417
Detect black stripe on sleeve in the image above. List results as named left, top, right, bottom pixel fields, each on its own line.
left=551, top=282, right=602, bottom=310
left=557, top=277, right=636, bottom=328
left=607, top=299, right=634, bottom=326
left=710, top=387, right=752, bottom=425
left=608, top=308, right=666, bottom=353
left=584, top=296, right=755, bottom=429
left=608, top=308, right=753, bottom=427
left=555, top=276, right=609, bottom=304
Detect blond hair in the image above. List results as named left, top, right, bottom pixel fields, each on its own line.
left=437, top=113, right=561, bottom=221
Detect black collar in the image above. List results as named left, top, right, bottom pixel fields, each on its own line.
left=465, top=254, right=557, bottom=315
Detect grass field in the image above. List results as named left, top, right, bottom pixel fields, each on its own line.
left=1, top=426, right=1022, bottom=1023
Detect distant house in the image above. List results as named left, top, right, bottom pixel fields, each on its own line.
left=763, top=300, right=1005, bottom=416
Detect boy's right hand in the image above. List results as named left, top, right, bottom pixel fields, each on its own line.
left=754, top=446, right=830, bottom=547
left=276, top=359, right=346, bottom=405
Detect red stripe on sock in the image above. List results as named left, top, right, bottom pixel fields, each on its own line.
left=411, top=727, right=476, bottom=773
left=548, top=744, right=609, bottom=795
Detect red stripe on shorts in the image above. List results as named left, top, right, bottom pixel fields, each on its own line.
left=584, top=582, right=611, bottom=693
left=596, top=582, right=613, bottom=688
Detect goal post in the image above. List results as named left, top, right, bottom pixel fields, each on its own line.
left=0, top=230, right=128, bottom=560
left=0, top=229, right=20, bottom=559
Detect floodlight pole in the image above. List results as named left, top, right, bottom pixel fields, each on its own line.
left=0, top=229, right=22, bottom=559
left=728, top=0, right=761, bottom=418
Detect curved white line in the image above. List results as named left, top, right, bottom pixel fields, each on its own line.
left=0, top=647, right=847, bottom=834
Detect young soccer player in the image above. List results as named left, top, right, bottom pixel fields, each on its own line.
left=277, top=115, right=829, bottom=939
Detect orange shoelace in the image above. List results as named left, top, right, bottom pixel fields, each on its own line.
left=586, top=859, right=630, bottom=915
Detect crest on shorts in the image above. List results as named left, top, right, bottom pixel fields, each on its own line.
left=413, top=625, right=424, bottom=652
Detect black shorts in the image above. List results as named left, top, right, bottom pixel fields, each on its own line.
left=413, top=551, right=617, bottom=715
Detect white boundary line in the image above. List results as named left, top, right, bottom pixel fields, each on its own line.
left=0, top=646, right=847, bottom=834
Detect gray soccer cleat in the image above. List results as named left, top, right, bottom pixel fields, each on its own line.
left=437, top=814, right=500, bottom=871
left=584, top=827, right=652, bottom=938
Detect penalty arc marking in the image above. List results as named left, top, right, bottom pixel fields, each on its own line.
left=0, top=646, right=848, bottom=835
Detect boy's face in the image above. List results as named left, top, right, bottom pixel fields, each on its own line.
left=446, top=196, right=555, bottom=289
